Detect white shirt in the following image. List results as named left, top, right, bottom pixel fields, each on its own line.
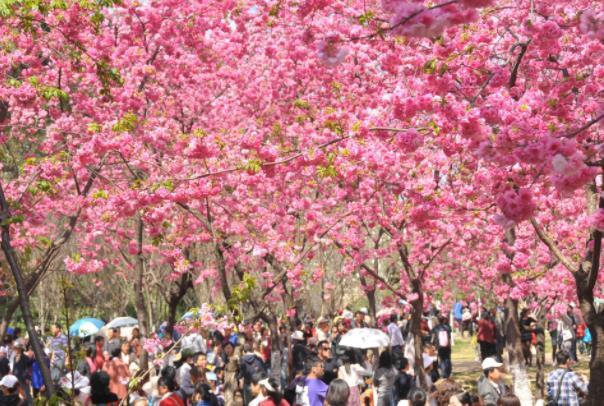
left=249, top=394, right=266, bottom=406
left=181, top=333, right=207, bottom=354
left=388, top=322, right=405, bottom=347
left=338, top=364, right=370, bottom=387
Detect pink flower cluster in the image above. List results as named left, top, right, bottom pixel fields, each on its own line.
left=590, top=208, right=604, bottom=232
left=386, top=2, right=480, bottom=38
left=550, top=153, right=598, bottom=195
left=579, top=10, right=604, bottom=41
left=317, top=36, right=349, bottom=66
left=396, top=129, right=424, bottom=152
left=496, top=188, right=536, bottom=225
left=64, top=256, right=105, bottom=274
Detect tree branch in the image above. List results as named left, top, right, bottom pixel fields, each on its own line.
left=530, top=218, right=576, bottom=273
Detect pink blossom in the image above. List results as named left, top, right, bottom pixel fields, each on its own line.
left=591, top=209, right=604, bottom=232
left=496, top=188, right=536, bottom=224
left=317, top=37, right=349, bottom=66
left=579, top=10, right=604, bottom=41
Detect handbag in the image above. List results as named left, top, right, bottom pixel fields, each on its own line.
left=547, top=370, right=568, bottom=406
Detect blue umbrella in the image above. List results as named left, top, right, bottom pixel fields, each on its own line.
left=69, top=318, right=105, bottom=338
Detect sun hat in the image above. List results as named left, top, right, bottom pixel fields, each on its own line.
left=0, top=375, right=18, bottom=389
left=481, top=357, right=503, bottom=370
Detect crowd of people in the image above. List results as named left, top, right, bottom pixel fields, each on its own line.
left=0, top=303, right=592, bottom=406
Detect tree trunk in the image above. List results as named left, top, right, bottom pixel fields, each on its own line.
left=502, top=291, right=533, bottom=406
left=410, top=278, right=426, bottom=389
left=535, top=317, right=546, bottom=400
left=360, top=274, right=377, bottom=323
left=0, top=183, right=55, bottom=397
left=134, top=216, right=149, bottom=335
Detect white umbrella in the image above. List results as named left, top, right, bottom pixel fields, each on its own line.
left=106, top=316, right=138, bottom=329
left=338, top=328, right=390, bottom=349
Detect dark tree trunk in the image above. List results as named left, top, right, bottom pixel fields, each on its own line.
left=165, top=271, right=193, bottom=336
left=360, top=274, right=377, bottom=323
left=410, top=278, right=426, bottom=389
left=134, top=216, right=149, bottom=335
left=0, top=183, right=55, bottom=397
left=535, top=317, right=546, bottom=400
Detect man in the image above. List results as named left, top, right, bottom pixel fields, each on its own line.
left=291, top=331, right=310, bottom=374
left=305, top=357, right=328, bottom=406
left=353, top=311, right=365, bottom=329
left=0, top=374, right=22, bottom=405
left=315, top=317, right=330, bottom=342
left=105, top=328, right=122, bottom=356
left=248, top=373, right=267, bottom=406
left=49, top=323, right=67, bottom=384
left=519, top=309, right=536, bottom=366
left=239, top=343, right=267, bottom=405
left=316, top=340, right=337, bottom=385
left=388, top=314, right=405, bottom=367
left=10, top=341, right=33, bottom=403
left=394, top=357, right=414, bottom=403
left=432, top=315, right=452, bottom=378
left=92, top=335, right=106, bottom=372
left=176, top=349, right=195, bottom=399
left=546, top=351, right=588, bottom=405
left=477, top=357, right=506, bottom=406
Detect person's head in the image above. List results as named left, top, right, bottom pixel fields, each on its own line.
left=306, top=356, right=325, bottom=378
left=12, top=340, right=24, bottom=354
left=94, top=335, right=105, bottom=346
left=242, top=342, right=253, bottom=354
left=181, top=349, right=194, bottom=365
left=157, top=377, right=171, bottom=397
left=398, top=357, right=410, bottom=372
left=390, top=314, right=398, bottom=324
left=111, top=328, right=119, bottom=339
left=317, top=317, right=330, bottom=332
left=121, top=341, right=130, bottom=354
left=556, top=350, right=572, bottom=368
left=259, top=377, right=282, bottom=402
left=196, top=353, right=208, bottom=369
left=131, top=327, right=140, bottom=338
left=90, top=371, right=112, bottom=399
left=378, top=350, right=393, bottom=369
left=408, top=388, right=427, bottom=406
left=224, top=342, right=234, bottom=356
left=354, top=311, right=364, bottom=322
left=250, top=373, right=266, bottom=396
left=194, top=383, right=213, bottom=402
left=482, top=357, right=504, bottom=382
left=85, top=346, right=94, bottom=358
left=111, top=347, right=121, bottom=359
left=160, top=365, right=179, bottom=391
left=439, top=315, right=449, bottom=325
left=0, top=375, right=19, bottom=396
left=326, top=378, right=350, bottom=406
left=51, top=324, right=62, bottom=336
left=318, top=340, right=331, bottom=360
left=497, top=394, right=521, bottom=406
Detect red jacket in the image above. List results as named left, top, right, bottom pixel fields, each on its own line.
left=159, top=393, right=185, bottom=406
left=477, top=318, right=497, bottom=344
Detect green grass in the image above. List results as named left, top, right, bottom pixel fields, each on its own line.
left=450, top=335, right=590, bottom=396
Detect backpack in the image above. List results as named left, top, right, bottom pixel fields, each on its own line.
left=241, top=355, right=266, bottom=383
left=294, top=382, right=310, bottom=406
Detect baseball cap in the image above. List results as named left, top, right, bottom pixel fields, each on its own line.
left=481, top=357, right=503, bottom=370
left=0, top=375, right=18, bottom=389
left=258, top=378, right=277, bottom=392
left=291, top=331, right=304, bottom=341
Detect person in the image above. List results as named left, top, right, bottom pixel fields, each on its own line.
left=546, top=351, right=588, bottom=405
left=291, top=331, right=310, bottom=376
left=477, top=357, right=506, bottom=406
left=461, top=308, right=473, bottom=337
left=103, top=347, right=130, bottom=400
left=388, top=315, right=405, bottom=367
left=407, top=388, right=427, bottom=406
left=193, top=383, right=219, bottom=406
left=182, top=331, right=208, bottom=356
left=258, top=377, right=290, bottom=406
left=338, top=350, right=370, bottom=406
left=497, top=394, right=521, bottom=406
left=432, top=315, right=452, bottom=379
left=477, top=311, right=497, bottom=360
left=105, top=329, right=122, bottom=356
left=0, top=374, right=23, bottom=406
left=93, top=336, right=106, bottom=372
left=548, top=318, right=559, bottom=366
left=317, top=340, right=338, bottom=385
left=177, top=349, right=196, bottom=400
left=239, top=343, right=268, bottom=405
left=119, top=342, right=132, bottom=367
left=325, top=379, right=349, bottom=406
left=306, top=357, right=328, bottom=406
left=248, top=374, right=267, bottom=406
left=373, top=351, right=397, bottom=406
left=158, top=376, right=186, bottom=406
left=89, top=371, right=119, bottom=405
left=49, top=323, right=68, bottom=383
left=316, top=318, right=330, bottom=343
left=353, top=312, right=366, bottom=329
left=394, top=357, right=414, bottom=404
left=10, top=340, right=33, bottom=402
left=519, top=309, right=535, bottom=367
left=558, top=306, right=578, bottom=362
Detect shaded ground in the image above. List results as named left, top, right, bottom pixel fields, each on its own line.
left=450, top=334, right=590, bottom=396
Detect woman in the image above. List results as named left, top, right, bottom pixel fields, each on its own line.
left=258, top=377, right=289, bottom=406
left=103, top=347, right=131, bottom=400
left=338, top=351, right=370, bottom=406
left=373, top=351, right=397, bottom=406
left=193, top=383, right=219, bottom=406
left=497, top=395, right=521, bottom=406
left=158, top=377, right=185, bottom=406
left=325, top=379, right=349, bottom=406
left=89, top=371, right=119, bottom=405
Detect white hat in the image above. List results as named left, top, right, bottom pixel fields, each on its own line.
left=422, top=354, right=436, bottom=369
left=360, top=307, right=368, bottom=314
left=291, top=331, right=304, bottom=341
left=0, top=374, right=18, bottom=389
left=481, top=357, right=503, bottom=370
left=258, top=378, right=277, bottom=392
